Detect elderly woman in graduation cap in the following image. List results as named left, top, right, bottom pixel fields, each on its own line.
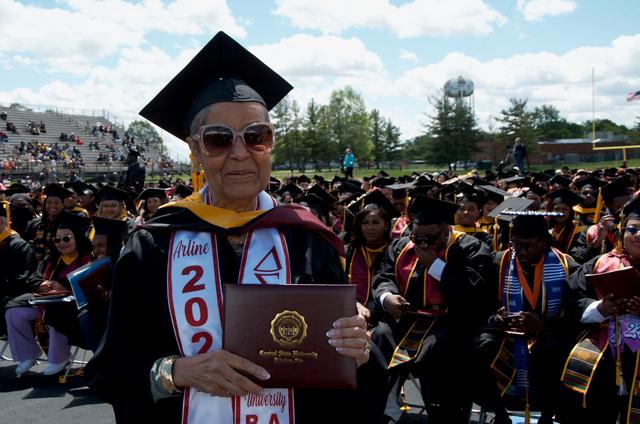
left=88, top=32, right=385, bottom=424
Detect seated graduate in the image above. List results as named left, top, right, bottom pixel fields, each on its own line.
left=572, top=176, right=606, bottom=226
left=5, top=211, right=92, bottom=377
left=571, top=175, right=633, bottom=264
left=371, top=194, right=493, bottom=424
left=452, top=184, right=493, bottom=247
left=345, top=189, right=398, bottom=324
left=77, top=215, right=129, bottom=352
left=475, top=213, right=581, bottom=424
left=0, top=201, right=37, bottom=333
left=64, top=181, right=90, bottom=217
left=93, top=185, right=137, bottom=234
left=30, top=184, right=74, bottom=262
left=546, top=188, right=584, bottom=254
left=136, top=188, right=168, bottom=223
left=563, top=194, right=640, bottom=424
left=87, top=32, right=386, bottom=424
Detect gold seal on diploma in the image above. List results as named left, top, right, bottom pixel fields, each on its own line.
left=270, top=310, right=308, bottom=347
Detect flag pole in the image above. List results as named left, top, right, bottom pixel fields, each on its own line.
left=592, top=67, right=595, bottom=141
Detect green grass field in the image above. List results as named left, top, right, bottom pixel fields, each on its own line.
left=149, top=158, right=638, bottom=184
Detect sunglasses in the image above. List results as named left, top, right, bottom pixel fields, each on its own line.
left=410, top=230, right=442, bottom=246
left=193, top=122, right=275, bottom=157
left=53, top=235, right=73, bottom=244
left=626, top=225, right=639, bottom=236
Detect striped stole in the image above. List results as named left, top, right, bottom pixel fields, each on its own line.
left=492, top=248, right=567, bottom=394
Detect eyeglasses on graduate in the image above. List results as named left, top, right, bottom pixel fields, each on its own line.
left=192, top=122, right=275, bottom=157
left=53, top=235, right=74, bottom=244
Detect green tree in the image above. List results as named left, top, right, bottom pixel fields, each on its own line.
left=496, top=98, right=537, bottom=154
left=127, top=120, right=165, bottom=153
left=370, top=109, right=384, bottom=166
left=303, top=99, right=333, bottom=171
left=423, top=93, right=480, bottom=170
left=382, top=119, right=402, bottom=161
left=532, top=104, right=583, bottom=140
left=325, top=87, right=372, bottom=163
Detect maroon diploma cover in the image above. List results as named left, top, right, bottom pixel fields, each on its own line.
left=223, top=284, right=357, bottom=389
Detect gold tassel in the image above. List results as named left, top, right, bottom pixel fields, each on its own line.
left=190, top=153, right=205, bottom=193
left=615, top=317, right=627, bottom=394
left=524, top=386, right=531, bottom=424
left=593, top=187, right=603, bottom=224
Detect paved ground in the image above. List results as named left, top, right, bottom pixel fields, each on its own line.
left=0, top=339, right=548, bottom=424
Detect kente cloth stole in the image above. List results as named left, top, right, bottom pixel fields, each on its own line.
left=387, top=230, right=463, bottom=369
left=562, top=252, right=640, bottom=421
left=492, top=247, right=567, bottom=394
left=390, top=216, right=410, bottom=240
left=348, top=246, right=385, bottom=304
left=167, top=190, right=295, bottom=424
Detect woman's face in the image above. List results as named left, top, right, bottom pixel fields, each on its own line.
left=457, top=201, right=479, bottom=226
left=482, top=200, right=498, bottom=217
left=100, top=200, right=121, bottom=219
left=552, top=202, right=571, bottom=224
left=64, top=192, right=78, bottom=209
left=92, top=234, right=108, bottom=258
left=360, top=210, right=387, bottom=246
left=146, top=197, right=161, bottom=214
left=54, top=228, right=77, bottom=256
left=45, top=196, right=64, bottom=217
left=624, top=219, right=640, bottom=259
left=188, top=102, right=271, bottom=208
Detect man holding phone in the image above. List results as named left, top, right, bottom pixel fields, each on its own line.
left=372, top=195, right=493, bottom=423
left=475, top=213, right=581, bottom=424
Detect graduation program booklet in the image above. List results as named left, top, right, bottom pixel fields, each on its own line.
left=67, top=257, right=112, bottom=309
left=586, top=266, right=640, bottom=301
left=223, top=284, right=357, bottom=389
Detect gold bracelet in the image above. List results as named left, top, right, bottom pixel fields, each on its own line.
left=159, top=355, right=182, bottom=394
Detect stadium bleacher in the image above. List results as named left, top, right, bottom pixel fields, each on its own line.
left=0, top=105, right=169, bottom=179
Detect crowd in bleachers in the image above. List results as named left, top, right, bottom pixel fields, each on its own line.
left=11, top=140, right=84, bottom=171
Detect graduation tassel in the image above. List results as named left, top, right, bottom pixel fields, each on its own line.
left=616, top=317, right=628, bottom=395
left=190, top=153, right=205, bottom=193
left=524, top=385, right=531, bottom=424
left=593, top=187, right=603, bottom=224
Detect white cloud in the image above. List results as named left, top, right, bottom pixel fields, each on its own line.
left=394, top=33, right=640, bottom=137
left=273, top=0, right=507, bottom=38
left=0, top=0, right=245, bottom=74
left=517, top=0, right=577, bottom=21
left=400, top=49, right=419, bottom=62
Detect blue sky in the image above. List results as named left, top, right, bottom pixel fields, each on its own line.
left=0, top=0, right=638, bottom=160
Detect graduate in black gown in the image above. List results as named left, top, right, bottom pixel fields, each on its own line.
left=371, top=195, right=493, bottom=423
left=88, top=31, right=386, bottom=424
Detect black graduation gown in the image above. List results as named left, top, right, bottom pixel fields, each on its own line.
left=370, top=233, right=493, bottom=421
left=570, top=225, right=615, bottom=264
left=87, top=207, right=387, bottom=424
left=0, top=234, right=38, bottom=332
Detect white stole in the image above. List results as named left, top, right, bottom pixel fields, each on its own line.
left=167, top=190, right=295, bottom=424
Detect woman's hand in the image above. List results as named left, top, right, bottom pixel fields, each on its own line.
left=38, top=280, right=65, bottom=293
left=327, top=313, right=371, bottom=368
left=172, top=350, right=270, bottom=397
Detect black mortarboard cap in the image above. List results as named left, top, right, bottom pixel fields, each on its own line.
left=294, top=193, right=335, bottom=214
left=478, top=185, right=507, bottom=204
left=336, top=180, right=364, bottom=196
left=276, top=183, right=303, bottom=198
left=92, top=215, right=129, bottom=239
left=82, top=183, right=98, bottom=195
left=139, top=31, right=293, bottom=140
left=337, top=192, right=360, bottom=206
left=488, top=197, right=534, bottom=223
left=512, top=214, right=550, bottom=239
left=57, top=210, right=92, bottom=234
left=454, top=185, right=485, bottom=207
left=371, top=177, right=395, bottom=188
left=501, top=175, right=527, bottom=185
left=347, top=189, right=400, bottom=219
left=601, top=175, right=633, bottom=203
left=64, top=181, right=85, bottom=195
left=158, top=180, right=172, bottom=189
left=307, top=184, right=337, bottom=205
left=44, top=183, right=74, bottom=200
left=523, top=184, right=548, bottom=197
left=95, top=185, right=135, bottom=212
left=128, top=147, right=140, bottom=157
left=3, top=183, right=30, bottom=196
left=545, top=188, right=583, bottom=207
left=136, top=188, right=168, bottom=201
left=174, top=184, right=194, bottom=199
left=574, top=176, right=606, bottom=190
left=623, top=194, right=640, bottom=221
left=548, top=174, right=572, bottom=188
left=298, top=175, right=311, bottom=184
left=409, top=195, right=459, bottom=225
left=377, top=170, right=390, bottom=177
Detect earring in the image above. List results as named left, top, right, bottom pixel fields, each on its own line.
left=190, top=153, right=204, bottom=192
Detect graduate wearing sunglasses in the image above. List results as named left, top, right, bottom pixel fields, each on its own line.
left=88, top=32, right=385, bottom=424
left=564, top=194, right=640, bottom=423
left=371, top=194, right=493, bottom=423
left=5, top=211, right=92, bottom=377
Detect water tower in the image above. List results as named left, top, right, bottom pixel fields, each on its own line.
left=444, top=75, right=474, bottom=112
